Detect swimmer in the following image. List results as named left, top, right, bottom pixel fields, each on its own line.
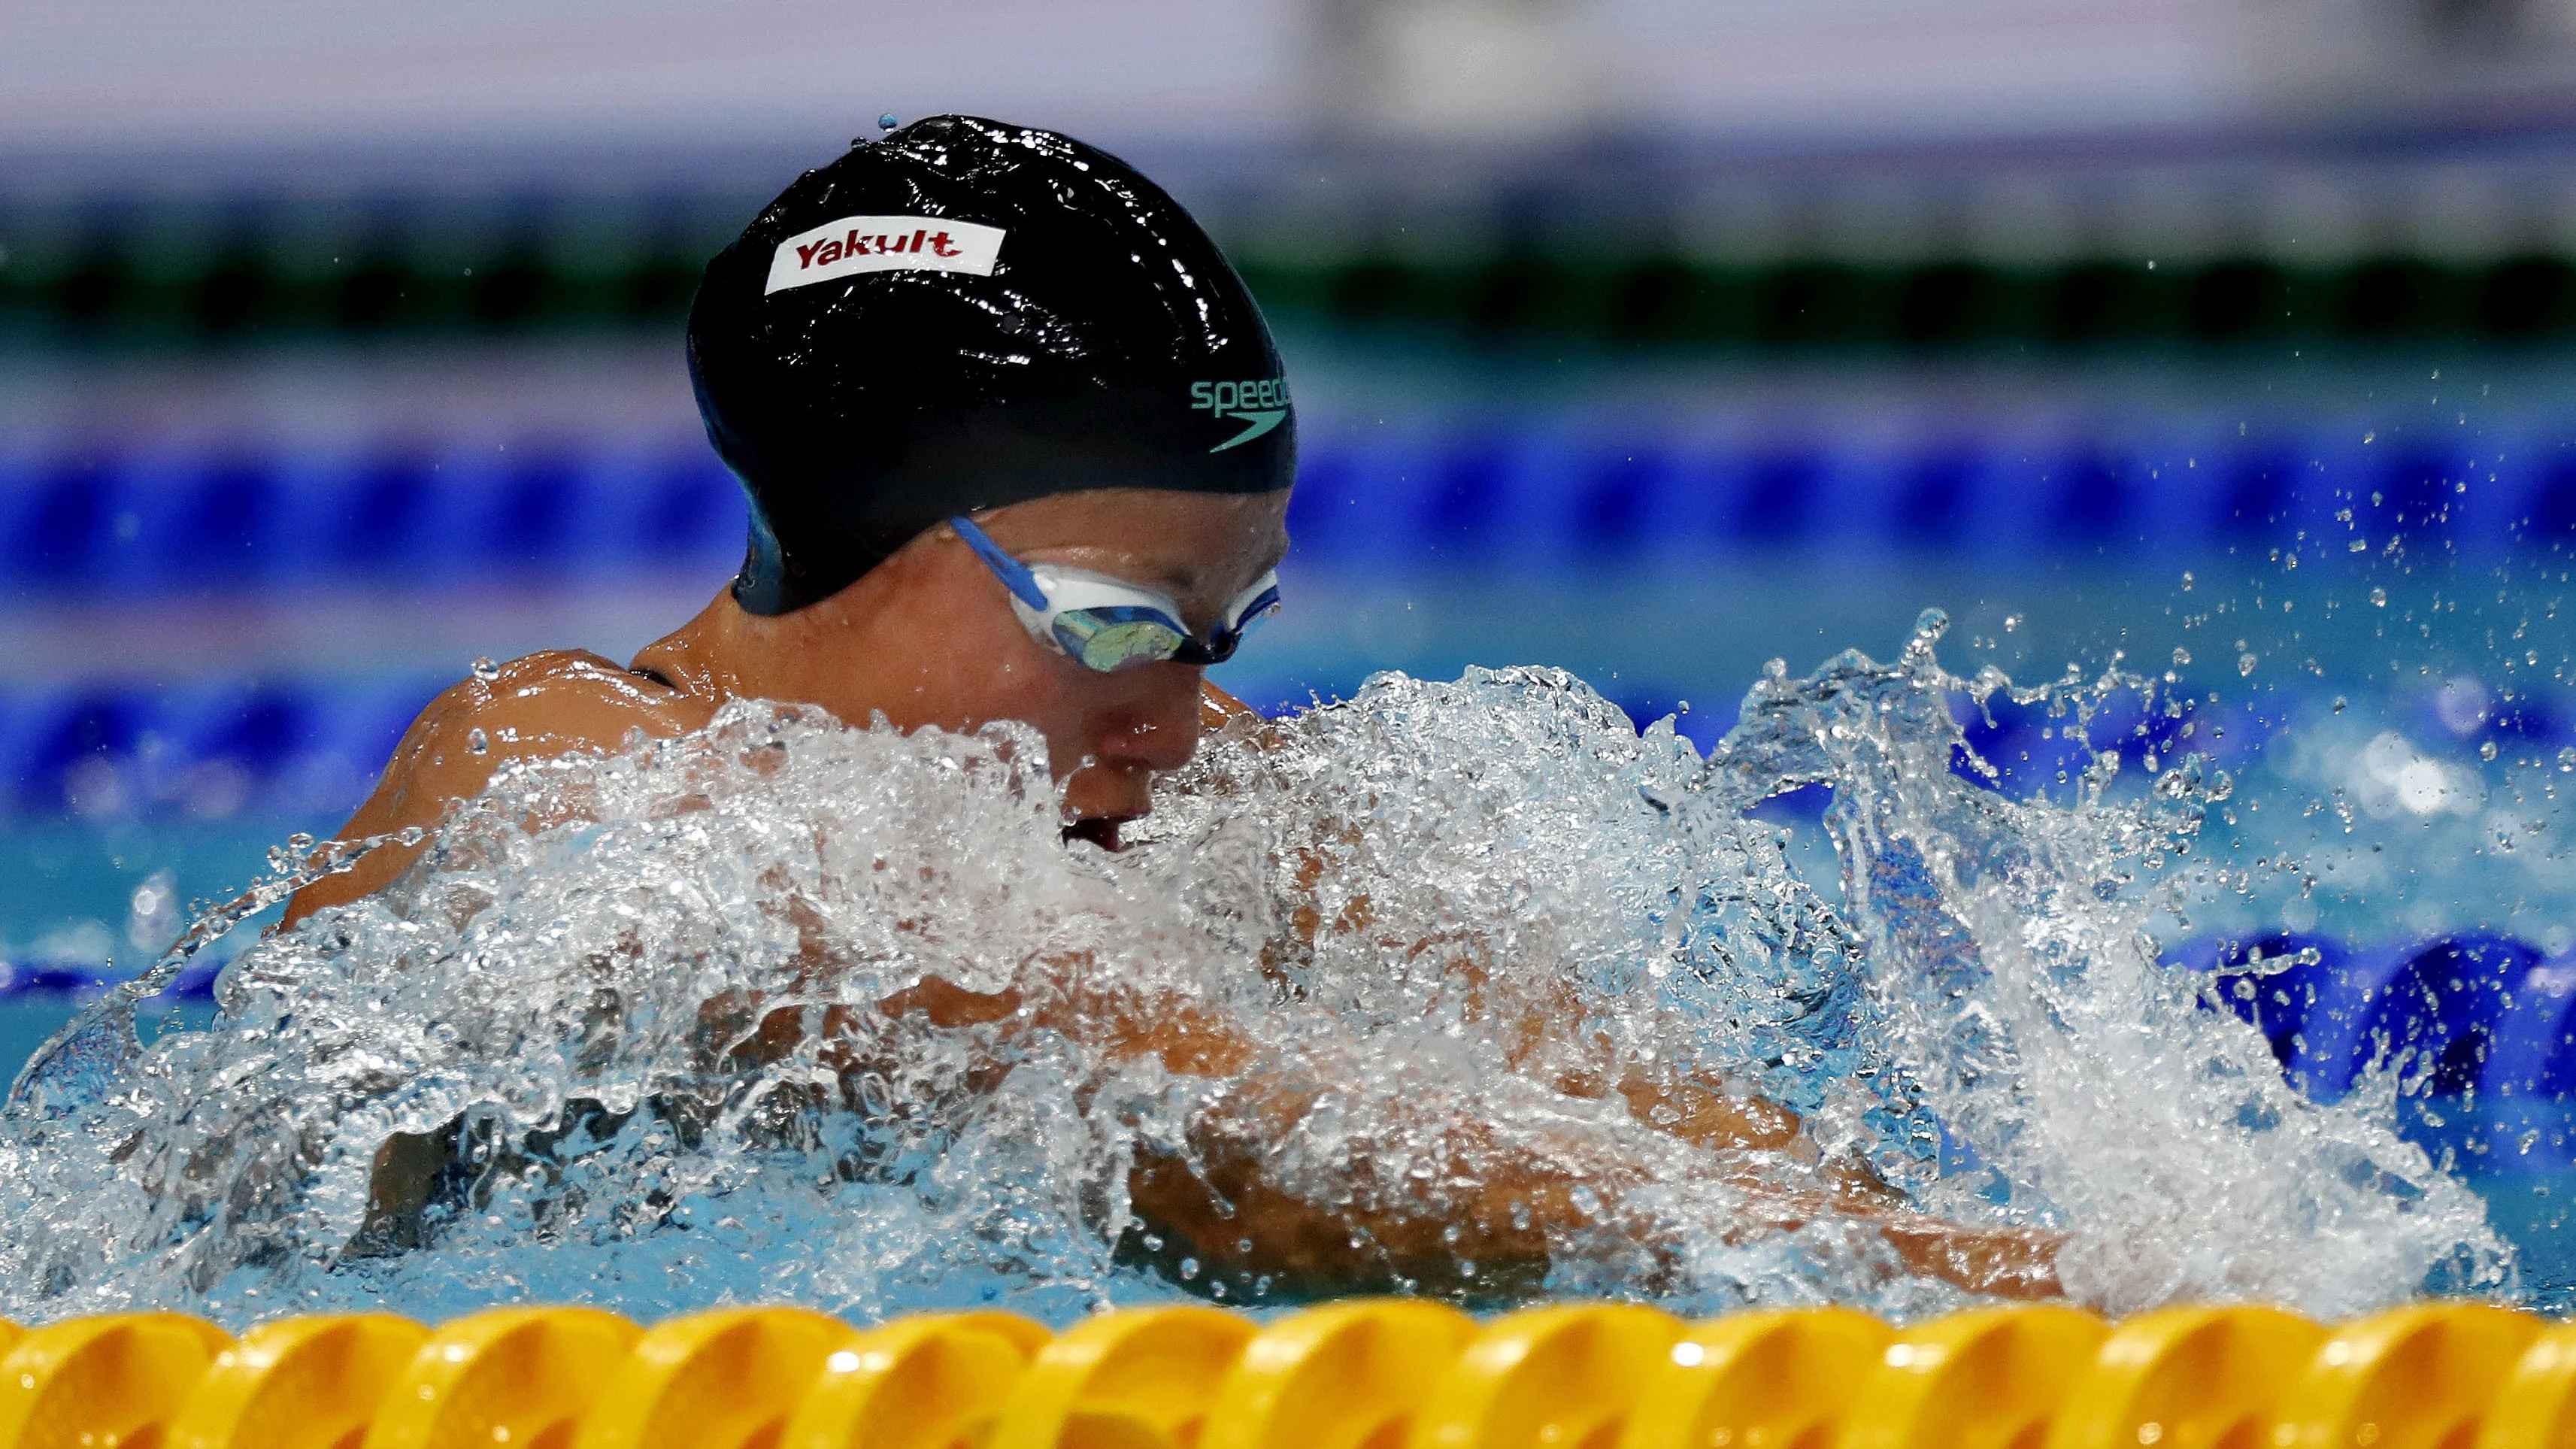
left=290, top=116, right=2061, bottom=1300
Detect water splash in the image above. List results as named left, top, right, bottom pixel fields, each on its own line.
left=1705, top=610, right=2502, bottom=1312
left=0, top=620, right=2505, bottom=1326
left=9, top=824, right=423, bottom=1108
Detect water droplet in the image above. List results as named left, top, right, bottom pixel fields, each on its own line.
left=17, top=636, right=2503, bottom=1324
left=2558, top=746, right=2574, bottom=772
left=878, top=112, right=899, bottom=130
left=2334, top=696, right=2349, bottom=714
left=2370, top=587, right=2388, bottom=608
left=2480, top=740, right=2499, bottom=761
left=286, top=832, right=315, bottom=852
left=2238, top=653, right=2257, bottom=677
left=471, top=656, right=500, bottom=681
left=2172, top=647, right=2192, bottom=666
left=2180, top=571, right=2194, bottom=592
left=467, top=729, right=490, bottom=756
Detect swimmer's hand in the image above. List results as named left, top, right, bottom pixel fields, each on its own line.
left=1875, top=1216, right=2065, bottom=1299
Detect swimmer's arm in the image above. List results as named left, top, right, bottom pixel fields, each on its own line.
left=888, top=687, right=2053, bottom=1295
left=283, top=652, right=715, bottom=927
left=1135, top=1090, right=2062, bottom=1301
left=1192, top=688, right=1848, bottom=1175
left=877, top=976, right=2061, bottom=1299
left=1122, top=1017, right=2062, bottom=1300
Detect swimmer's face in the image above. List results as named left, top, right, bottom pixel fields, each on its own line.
left=745, top=488, right=1292, bottom=842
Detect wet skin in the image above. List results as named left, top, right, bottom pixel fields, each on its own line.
left=299, top=486, right=2063, bottom=1299
left=286, top=488, right=1286, bottom=923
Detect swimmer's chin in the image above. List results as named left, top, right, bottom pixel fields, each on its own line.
left=1062, top=816, right=1134, bottom=852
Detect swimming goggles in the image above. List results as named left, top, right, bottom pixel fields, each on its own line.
left=950, top=514, right=1282, bottom=673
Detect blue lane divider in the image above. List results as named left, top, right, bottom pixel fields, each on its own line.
left=1953, top=689, right=2212, bottom=790
left=2199, top=933, right=2550, bottom=1105
left=2, top=439, right=747, bottom=596
left=8, top=420, right=2576, bottom=595
left=2187, top=932, right=2576, bottom=1170
left=0, top=674, right=447, bottom=822
left=2484, top=962, right=2576, bottom=1168
left=0, top=959, right=220, bottom=1001
left=1280, top=418, right=2576, bottom=569
left=2177, top=934, right=2356, bottom=1084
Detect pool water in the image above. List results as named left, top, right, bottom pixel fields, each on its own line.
left=0, top=639, right=2554, bottom=1324
left=2, top=340, right=2574, bottom=1322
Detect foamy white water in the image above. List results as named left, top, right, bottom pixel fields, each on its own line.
left=0, top=618, right=2506, bottom=1326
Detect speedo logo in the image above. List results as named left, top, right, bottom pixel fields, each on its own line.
left=1190, top=377, right=1290, bottom=453
left=764, top=214, right=1006, bottom=295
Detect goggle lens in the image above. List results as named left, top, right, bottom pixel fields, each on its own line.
left=950, top=515, right=1282, bottom=676
left=1056, top=610, right=1192, bottom=672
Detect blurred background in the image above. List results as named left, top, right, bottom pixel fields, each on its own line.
left=9, top=0, right=2576, bottom=1278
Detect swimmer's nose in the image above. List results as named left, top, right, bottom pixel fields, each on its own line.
left=1095, top=668, right=1205, bottom=776
left=1063, top=668, right=1204, bottom=823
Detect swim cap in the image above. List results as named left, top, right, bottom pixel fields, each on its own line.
left=687, top=114, right=1296, bottom=615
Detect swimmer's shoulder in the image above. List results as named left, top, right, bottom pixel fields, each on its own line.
left=284, top=651, right=717, bottom=926
left=441, top=649, right=719, bottom=750
left=379, top=649, right=718, bottom=810
left=1199, top=681, right=1257, bottom=732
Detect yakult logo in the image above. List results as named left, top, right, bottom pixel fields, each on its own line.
left=765, top=215, right=1006, bottom=295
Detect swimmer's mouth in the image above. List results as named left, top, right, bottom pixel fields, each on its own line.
left=1062, top=817, right=1132, bottom=852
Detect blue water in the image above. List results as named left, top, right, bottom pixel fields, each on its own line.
left=3, top=341, right=2574, bottom=1318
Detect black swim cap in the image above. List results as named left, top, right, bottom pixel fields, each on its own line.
left=687, top=114, right=1296, bottom=615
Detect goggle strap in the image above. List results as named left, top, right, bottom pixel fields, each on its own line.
left=949, top=515, right=1050, bottom=611
left=1224, top=580, right=1282, bottom=634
